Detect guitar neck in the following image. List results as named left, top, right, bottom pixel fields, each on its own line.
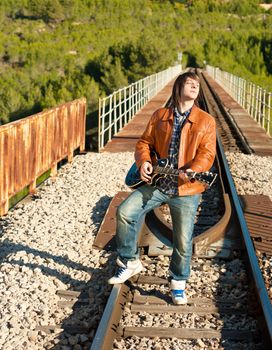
left=154, top=166, right=180, bottom=177
left=153, top=162, right=217, bottom=188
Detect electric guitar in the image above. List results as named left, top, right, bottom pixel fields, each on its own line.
left=125, top=158, right=217, bottom=189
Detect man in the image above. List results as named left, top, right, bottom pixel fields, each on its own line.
left=108, top=72, right=216, bottom=305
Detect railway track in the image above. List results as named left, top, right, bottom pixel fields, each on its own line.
left=89, top=70, right=272, bottom=349
left=0, top=68, right=270, bottom=350
left=199, top=68, right=272, bottom=299
left=198, top=69, right=251, bottom=154
left=92, top=261, right=262, bottom=349
left=29, top=70, right=271, bottom=349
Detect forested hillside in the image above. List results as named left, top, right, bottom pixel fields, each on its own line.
left=0, top=0, right=271, bottom=124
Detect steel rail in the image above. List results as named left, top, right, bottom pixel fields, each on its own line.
left=200, top=70, right=253, bottom=155
left=90, top=69, right=272, bottom=349
left=216, top=138, right=272, bottom=343
left=143, top=159, right=232, bottom=258
left=200, top=70, right=272, bottom=342
left=90, top=283, right=129, bottom=350
left=90, top=141, right=272, bottom=349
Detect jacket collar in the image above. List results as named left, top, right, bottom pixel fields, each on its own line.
left=162, top=104, right=199, bottom=123
left=187, top=104, right=199, bottom=123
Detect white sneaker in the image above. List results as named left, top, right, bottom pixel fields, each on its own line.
left=170, top=279, right=187, bottom=305
left=108, top=258, right=144, bottom=284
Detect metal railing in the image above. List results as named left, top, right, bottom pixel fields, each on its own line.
left=0, top=98, right=86, bottom=216
left=206, top=65, right=271, bottom=136
left=98, top=65, right=182, bottom=151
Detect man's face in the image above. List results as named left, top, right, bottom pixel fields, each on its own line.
left=182, top=78, right=200, bottom=101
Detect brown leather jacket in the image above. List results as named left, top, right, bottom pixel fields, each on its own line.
left=135, top=105, right=217, bottom=195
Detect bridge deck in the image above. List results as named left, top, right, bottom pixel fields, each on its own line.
left=102, top=73, right=272, bottom=156
left=101, top=79, right=174, bottom=153
left=203, top=72, right=272, bottom=157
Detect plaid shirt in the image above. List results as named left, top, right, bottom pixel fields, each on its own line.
left=156, top=107, right=191, bottom=196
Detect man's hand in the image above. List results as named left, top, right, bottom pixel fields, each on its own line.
left=179, top=168, right=194, bottom=182
left=140, top=162, right=153, bottom=182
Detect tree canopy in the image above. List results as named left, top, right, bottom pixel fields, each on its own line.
left=0, top=0, right=271, bottom=124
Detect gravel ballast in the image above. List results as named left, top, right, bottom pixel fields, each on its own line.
left=0, top=151, right=271, bottom=349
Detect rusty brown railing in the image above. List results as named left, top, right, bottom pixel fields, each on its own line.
left=0, top=98, right=86, bottom=215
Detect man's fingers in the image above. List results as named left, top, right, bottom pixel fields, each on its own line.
left=140, top=162, right=153, bottom=182
left=144, top=163, right=152, bottom=174
left=141, top=174, right=151, bottom=182
left=186, top=168, right=193, bottom=174
left=179, top=168, right=194, bottom=181
left=140, top=171, right=151, bottom=182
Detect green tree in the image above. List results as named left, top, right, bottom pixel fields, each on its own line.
left=0, top=0, right=271, bottom=125
left=224, top=0, right=261, bottom=16
left=100, top=58, right=128, bottom=94
left=261, top=39, right=272, bottom=74
left=28, top=0, right=65, bottom=22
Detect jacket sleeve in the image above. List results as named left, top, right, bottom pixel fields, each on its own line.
left=135, top=111, right=158, bottom=169
left=190, top=117, right=216, bottom=172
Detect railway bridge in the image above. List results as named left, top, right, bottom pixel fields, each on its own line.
left=0, top=65, right=271, bottom=350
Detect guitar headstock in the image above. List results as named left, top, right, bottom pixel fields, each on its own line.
left=188, top=171, right=217, bottom=188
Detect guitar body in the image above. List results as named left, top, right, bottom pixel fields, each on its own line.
left=125, top=157, right=217, bottom=189
left=125, top=158, right=169, bottom=189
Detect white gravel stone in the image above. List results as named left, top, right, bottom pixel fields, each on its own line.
left=225, top=152, right=272, bottom=200
left=0, top=150, right=270, bottom=349
left=0, top=152, right=134, bottom=350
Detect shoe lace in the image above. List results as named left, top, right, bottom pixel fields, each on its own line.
left=115, top=266, right=126, bottom=277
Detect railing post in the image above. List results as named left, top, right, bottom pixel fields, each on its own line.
left=149, top=75, right=152, bottom=99
left=119, top=90, right=122, bottom=130
left=258, top=87, right=262, bottom=125
left=251, top=84, right=256, bottom=120
left=267, top=92, right=271, bottom=134
left=246, top=82, right=252, bottom=114
left=0, top=129, right=9, bottom=215
left=109, top=95, right=113, bottom=142
left=29, top=179, right=37, bottom=193
left=256, top=86, right=260, bottom=123
left=80, top=99, right=86, bottom=152
left=133, top=83, right=136, bottom=117
left=139, top=80, right=143, bottom=108
left=137, top=81, right=140, bottom=111
left=262, top=89, right=266, bottom=129
left=242, top=79, right=246, bottom=109
left=0, top=199, right=9, bottom=216
left=254, top=85, right=257, bottom=121
left=145, top=77, right=148, bottom=101
left=50, top=163, right=58, bottom=177
left=113, top=93, right=117, bottom=134
left=238, top=77, right=242, bottom=105
left=252, top=84, right=256, bottom=121
left=124, top=87, right=128, bottom=125
left=100, top=98, right=106, bottom=150
left=129, top=85, right=132, bottom=121
left=98, top=98, right=101, bottom=152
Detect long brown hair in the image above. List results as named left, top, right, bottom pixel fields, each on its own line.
left=169, top=72, right=200, bottom=108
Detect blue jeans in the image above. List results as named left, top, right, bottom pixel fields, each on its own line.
left=116, top=185, right=200, bottom=281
